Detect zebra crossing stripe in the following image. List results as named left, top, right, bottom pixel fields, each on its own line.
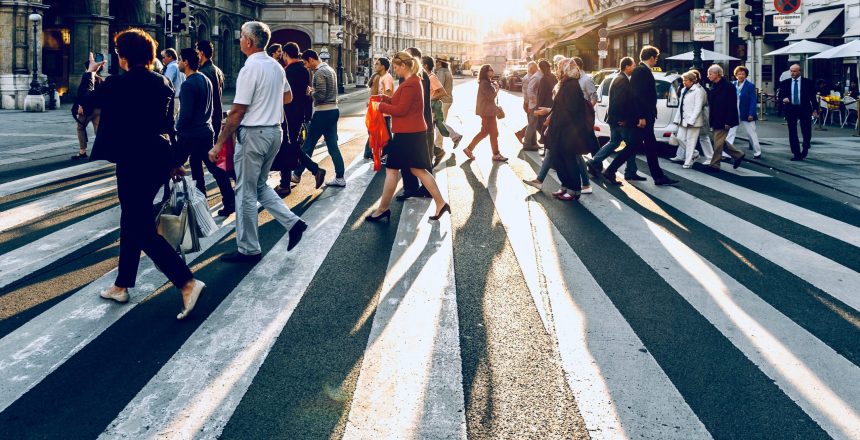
left=0, top=177, right=116, bottom=234
left=100, top=156, right=376, bottom=439
left=344, top=164, right=466, bottom=439
left=656, top=158, right=860, bottom=248
left=626, top=177, right=860, bottom=314
left=493, top=151, right=712, bottom=439
left=0, top=162, right=112, bottom=198
left=560, top=172, right=860, bottom=440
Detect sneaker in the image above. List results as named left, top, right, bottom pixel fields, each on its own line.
left=326, top=177, right=347, bottom=187
left=580, top=186, right=593, bottom=194
left=100, top=287, right=129, bottom=303
left=669, top=156, right=685, bottom=163
left=291, top=173, right=301, bottom=184
left=682, top=163, right=693, bottom=169
left=452, top=135, right=463, bottom=149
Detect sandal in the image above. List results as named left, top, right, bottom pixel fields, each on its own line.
left=552, top=187, right=567, bottom=197
left=492, top=154, right=508, bottom=162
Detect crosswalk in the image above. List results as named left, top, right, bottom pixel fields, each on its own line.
left=0, top=132, right=858, bottom=439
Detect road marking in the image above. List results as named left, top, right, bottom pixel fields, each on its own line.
left=650, top=160, right=860, bottom=249
left=532, top=157, right=860, bottom=440
left=100, top=154, right=376, bottom=439
left=624, top=176, right=860, bottom=314
left=0, top=162, right=113, bottom=198
left=0, top=177, right=117, bottom=234
left=344, top=163, right=466, bottom=439
left=483, top=150, right=711, bottom=439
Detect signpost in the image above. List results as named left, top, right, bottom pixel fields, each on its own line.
left=691, top=9, right=717, bottom=42
left=774, top=0, right=801, bottom=14
left=773, top=14, right=801, bottom=26
left=597, top=28, right=608, bottom=69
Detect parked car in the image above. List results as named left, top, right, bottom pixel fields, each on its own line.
left=470, top=65, right=482, bottom=77
left=500, top=67, right=528, bottom=91
left=591, top=68, right=618, bottom=87
left=593, top=71, right=681, bottom=153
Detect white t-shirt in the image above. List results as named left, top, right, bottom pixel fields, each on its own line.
left=234, top=51, right=291, bottom=126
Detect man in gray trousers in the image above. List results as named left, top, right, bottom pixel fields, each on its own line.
left=209, top=21, right=307, bottom=263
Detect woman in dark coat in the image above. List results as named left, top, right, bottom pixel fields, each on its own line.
left=543, top=59, right=598, bottom=201
left=463, top=64, right=507, bottom=162
left=79, top=29, right=206, bottom=319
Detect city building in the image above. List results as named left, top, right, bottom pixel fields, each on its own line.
left=412, top=0, right=480, bottom=71
left=482, top=33, right=526, bottom=63
left=370, top=0, right=417, bottom=58
left=0, top=0, right=372, bottom=110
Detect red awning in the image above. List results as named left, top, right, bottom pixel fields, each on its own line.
left=557, top=23, right=603, bottom=45
left=529, top=41, right=547, bottom=55
left=611, top=0, right=687, bottom=31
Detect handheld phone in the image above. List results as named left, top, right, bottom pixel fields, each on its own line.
left=94, top=52, right=105, bottom=63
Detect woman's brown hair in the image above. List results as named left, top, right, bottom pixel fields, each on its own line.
left=114, top=28, right=157, bottom=70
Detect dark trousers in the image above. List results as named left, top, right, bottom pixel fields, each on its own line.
left=605, top=120, right=666, bottom=180
left=785, top=106, right=812, bottom=157
left=115, top=164, right=194, bottom=289
left=553, top=148, right=583, bottom=192
left=296, top=109, right=344, bottom=178
left=401, top=125, right=435, bottom=193
left=185, top=134, right=235, bottom=210
left=281, top=113, right=319, bottom=186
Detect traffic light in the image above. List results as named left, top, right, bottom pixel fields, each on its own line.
left=744, top=0, right=764, bottom=37
left=171, top=1, right=187, bottom=34
left=736, top=1, right=750, bottom=40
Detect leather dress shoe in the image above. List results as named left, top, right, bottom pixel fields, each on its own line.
left=654, top=177, right=679, bottom=186
left=396, top=190, right=421, bottom=201
left=602, top=171, right=622, bottom=185
left=288, top=220, right=307, bottom=251
left=624, top=174, right=647, bottom=181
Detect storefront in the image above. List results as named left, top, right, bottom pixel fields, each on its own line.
left=606, top=0, right=691, bottom=70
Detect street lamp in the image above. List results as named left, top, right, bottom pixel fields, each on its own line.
left=28, top=12, right=42, bottom=96
left=429, top=19, right=434, bottom=58
left=337, top=0, right=345, bottom=94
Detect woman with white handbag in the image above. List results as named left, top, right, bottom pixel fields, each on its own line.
left=671, top=71, right=707, bottom=168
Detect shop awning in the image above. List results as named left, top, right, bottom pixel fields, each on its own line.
left=528, top=41, right=546, bottom=56
left=556, top=23, right=603, bottom=45
left=844, top=20, right=860, bottom=38
left=610, top=0, right=687, bottom=32
left=786, top=8, right=842, bottom=41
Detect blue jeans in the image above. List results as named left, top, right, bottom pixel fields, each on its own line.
left=537, top=148, right=589, bottom=187
left=295, top=109, right=344, bottom=178
left=591, top=124, right=638, bottom=177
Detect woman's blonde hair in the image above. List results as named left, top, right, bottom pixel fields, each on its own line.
left=681, top=71, right=699, bottom=83
left=393, top=51, right=419, bottom=76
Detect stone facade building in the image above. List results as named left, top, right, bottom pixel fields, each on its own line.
left=0, top=0, right=372, bottom=109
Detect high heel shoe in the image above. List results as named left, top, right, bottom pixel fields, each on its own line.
left=366, top=209, right=391, bottom=222
left=430, top=203, right=451, bottom=221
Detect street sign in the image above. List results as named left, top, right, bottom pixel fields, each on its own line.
left=691, top=9, right=717, bottom=42
left=319, top=46, right=331, bottom=60
left=778, top=26, right=796, bottom=34
left=598, top=50, right=608, bottom=59
left=774, top=0, right=800, bottom=14
left=598, top=28, right=609, bottom=39
left=598, top=40, right=609, bottom=51
left=329, top=25, right=343, bottom=45
left=773, top=13, right=801, bottom=26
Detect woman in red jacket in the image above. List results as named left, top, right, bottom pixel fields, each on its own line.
left=366, top=52, right=450, bottom=222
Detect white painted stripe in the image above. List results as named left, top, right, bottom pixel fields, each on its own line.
left=0, top=177, right=116, bottom=233
left=654, top=157, right=860, bottom=249
left=0, top=175, right=221, bottom=292
left=623, top=175, right=860, bottom=314
left=0, top=133, right=78, bottom=138
left=488, top=151, right=711, bottom=439
left=344, top=164, right=466, bottom=439
left=0, top=212, right=235, bottom=414
left=538, top=160, right=860, bottom=440
left=0, top=161, right=112, bottom=198
left=100, top=156, right=376, bottom=439
left=6, top=141, right=79, bottom=156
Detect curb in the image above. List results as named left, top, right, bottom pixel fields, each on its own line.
left=735, top=135, right=860, bottom=200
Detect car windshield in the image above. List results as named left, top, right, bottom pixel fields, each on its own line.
left=603, top=76, right=681, bottom=102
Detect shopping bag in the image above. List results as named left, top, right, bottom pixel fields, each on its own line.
left=185, top=177, right=217, bottom=237
left=156, top=178, right=201, bottom=257
left=216, top=135, right=235, bottom=174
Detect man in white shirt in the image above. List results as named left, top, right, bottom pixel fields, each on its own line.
left=521, top=61, right=540, bottom=151
left=161, top=48, right=184, bottom=118
left=209, top=21, right=307, bottom=263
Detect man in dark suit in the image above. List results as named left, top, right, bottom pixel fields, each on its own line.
left=777, top=64, right=818, bottom=160
left=601, top=46, right=678, bottom=186
left=587, top=56, right=644, bottom=182
left=706, top=64, right=745, bottom=171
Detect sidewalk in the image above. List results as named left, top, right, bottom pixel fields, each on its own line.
left=0, top=85, right=370, bottom=171
left=733, top=117, right=860, bottom=199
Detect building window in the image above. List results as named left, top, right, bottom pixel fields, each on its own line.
left=641, top=32, right=650, bottom=45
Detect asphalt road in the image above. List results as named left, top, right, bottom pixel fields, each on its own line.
left=0, top=78, right=858, bottom=440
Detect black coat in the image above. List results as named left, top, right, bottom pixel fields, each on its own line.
left=708, top=77, right=740, bottom=129
left=285, top=61, right=313, bottom=122
left=630, top=63, right=657, bottom=121
left=72, top=72, right=103, bottom=124
left=777, top=76, right=817, bottom=116
left=606, top=74, right=634, bottom=126
left=546, top=79, right=599, bottom=156
left=78, top=67, right=183, bottom=168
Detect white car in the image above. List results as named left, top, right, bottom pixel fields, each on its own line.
left=593, top=71, right=682, bottom=146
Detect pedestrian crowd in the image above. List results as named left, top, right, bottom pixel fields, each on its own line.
left=72, top=20, right=460, bottom=320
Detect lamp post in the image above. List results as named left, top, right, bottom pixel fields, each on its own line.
left=385, top=0, right=390, bottom=54
left=27, top=12, right=42, bottom=96
left=429, top=19, right=434, bottom=58
left=396, top=0, right=400, bottom=51
left=337, top=0, right=345, bottom=94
